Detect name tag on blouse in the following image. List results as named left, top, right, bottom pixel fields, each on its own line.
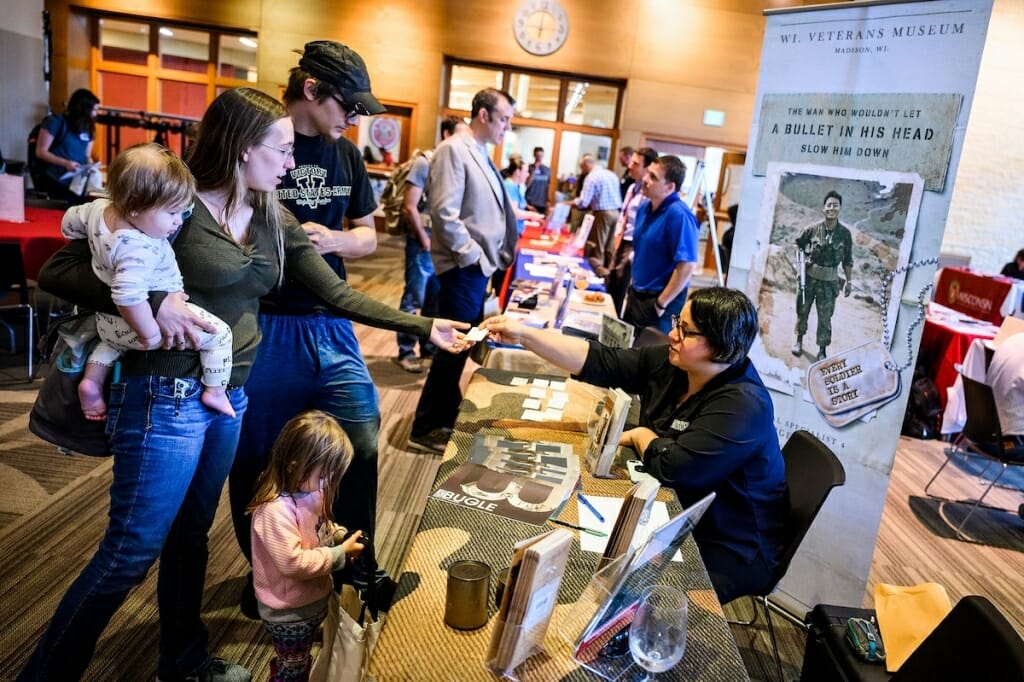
left=671, top=418, right=689, bottom=432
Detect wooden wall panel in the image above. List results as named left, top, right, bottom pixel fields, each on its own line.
left=623, top=79, right=755, bottom=148
left=43, top=0, right=822, bottom=154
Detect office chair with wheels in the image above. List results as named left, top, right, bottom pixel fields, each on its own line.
left=0, top=242, right=35, bottom=380
left=891, top=595, right=1024, bottom=680
left=924, top=373, right=1024, bottom=540
left=729, top=429, right=847, bottom=682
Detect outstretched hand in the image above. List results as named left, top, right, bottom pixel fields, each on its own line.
left=479, top=315, right=527, bottom=346
left=430, top=319, right=472, bottom=353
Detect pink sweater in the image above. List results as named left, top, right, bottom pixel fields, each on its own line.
left=251, top=491, right=337, bottom=611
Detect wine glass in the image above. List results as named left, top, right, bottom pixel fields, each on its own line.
left=628, top=585, right=688, bottom=680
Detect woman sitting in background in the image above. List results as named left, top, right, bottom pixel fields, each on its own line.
left=481, top=286, right=789, bottom=605
left=1000, top=248, right=1024, bottom=280
left=33, top=88, right=100, bottom=204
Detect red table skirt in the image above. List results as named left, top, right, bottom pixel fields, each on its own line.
left=918, top=317, right=997, bottom=409
left=0, top=206, right=67, bottom=280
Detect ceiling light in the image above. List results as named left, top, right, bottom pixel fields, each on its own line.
left=239, top=37, right=258, bottom=48
left=159, top=27, right=174, bottom=37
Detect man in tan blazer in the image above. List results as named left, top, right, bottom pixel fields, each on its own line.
left=409, top=88, right=519, bottom=452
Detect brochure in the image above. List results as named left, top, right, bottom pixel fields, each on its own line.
left=431, top=435, right=580, bottom=525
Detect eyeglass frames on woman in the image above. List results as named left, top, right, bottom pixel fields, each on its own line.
left=259, top=143, right=296, bottom=159
left=670, top=314, right=705, bottom=341
left=330, top=94, right=370, bottom=117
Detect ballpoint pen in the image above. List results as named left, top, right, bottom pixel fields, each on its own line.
left=550, top=518, right=608, bottom=537
left=577, top=492, right=606, bottom=523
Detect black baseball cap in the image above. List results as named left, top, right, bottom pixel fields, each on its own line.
left=297, top=40, right=386, bottom=115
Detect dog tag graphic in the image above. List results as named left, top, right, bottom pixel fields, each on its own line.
left=806, top=341, right=901, bottom=428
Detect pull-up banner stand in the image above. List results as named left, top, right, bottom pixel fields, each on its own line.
left=731, top=0, right=993, bottom=613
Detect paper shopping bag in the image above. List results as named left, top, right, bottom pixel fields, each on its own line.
left=309, top=585, right=384, bottom=682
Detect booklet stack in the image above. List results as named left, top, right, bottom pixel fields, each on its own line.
left=486, top=528, right=574, bottom=676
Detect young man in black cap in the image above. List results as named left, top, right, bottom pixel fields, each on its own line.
left=227, top=40, right=392, bottom=616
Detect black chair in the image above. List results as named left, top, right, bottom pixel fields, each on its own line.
left=730, top=429, right=847, bottom=682
left=891, top=595, right=1024, bottom=680
left=924, top=374, right=1024, bottom=540
left=0, top=242, right=35, bottom=379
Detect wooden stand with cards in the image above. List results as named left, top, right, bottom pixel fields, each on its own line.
left=485, top=528, right=574, bottom=678
left=598, top=477, right=660, bottom=570
left=585, top=388, right=631, bottom=478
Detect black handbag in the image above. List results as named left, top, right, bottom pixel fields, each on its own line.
left=28, top=314, right=112, bottom=457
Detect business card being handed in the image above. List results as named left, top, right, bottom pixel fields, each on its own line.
left=464, top=326, right=488, bottom=342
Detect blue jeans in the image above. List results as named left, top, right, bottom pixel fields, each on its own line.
left=18, top=376, right=247, bottom=681
left=397, top=234, right=439, bottom=359
left=229, top=313, right=381, bottom=564
left=411, top=264, right=488, bottom=437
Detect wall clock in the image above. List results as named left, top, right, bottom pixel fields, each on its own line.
left=369, top=117, right=400, bottom=151
left=513, top=0, right=569, bottom=56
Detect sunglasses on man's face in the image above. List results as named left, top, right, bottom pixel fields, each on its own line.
left=329, top=94, right=371, bottom=117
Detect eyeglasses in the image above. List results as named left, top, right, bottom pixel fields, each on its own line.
left=259, top=142, right=296, bottom=159
left=670, top=314, right=705, bottom=341
left=330, top=94, right=370, bottom=117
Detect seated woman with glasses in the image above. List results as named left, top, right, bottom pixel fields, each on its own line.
left=481, top=286, right=788, bottom=605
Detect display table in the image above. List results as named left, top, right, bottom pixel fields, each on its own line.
left=934, top=266, right=1024, bottom=324
left=0, top=206, right=67, bottom=280
left=368, top=369, right=748, bottom=681
left=918, top=302, right=999, bottom=410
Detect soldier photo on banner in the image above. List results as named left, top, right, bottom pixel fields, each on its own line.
left=744, top=163, right=924, bottom=398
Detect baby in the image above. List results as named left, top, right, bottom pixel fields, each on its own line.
left=61, top=142, right=234, bottom=419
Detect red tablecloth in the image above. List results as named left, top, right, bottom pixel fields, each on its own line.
left=515, top=221, right=577, bottom=255
left=918, top=313, right=999, bottom=409
left=934, top=267, right=1017, bottom=324
left=0, top=206, right=67, bottom=280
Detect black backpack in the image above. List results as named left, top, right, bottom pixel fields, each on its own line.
left=901, top=372, right=943, bottom=439
left=27, top=115, right=66, bottom=189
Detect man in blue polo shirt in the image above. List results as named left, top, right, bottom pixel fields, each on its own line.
left=624, top=155, right=698, bottom=335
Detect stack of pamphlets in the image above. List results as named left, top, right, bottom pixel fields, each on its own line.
left=486, top=528, right=574, bottom=675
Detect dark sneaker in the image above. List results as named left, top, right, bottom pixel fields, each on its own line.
left=157, top=657, right=252, bottom=682
left=791, top=340, right=803, bottom=356
left=393, top=355, right=423, bottom=373
left=817, top=347, right=828, bottom=361
left=408, top=427, right=451, bottom=454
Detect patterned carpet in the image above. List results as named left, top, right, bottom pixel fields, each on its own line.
left=0, top=387, right=108, bottom=533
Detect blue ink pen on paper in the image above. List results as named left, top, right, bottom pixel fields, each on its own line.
left=577, top=492, right=605, bottom=523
